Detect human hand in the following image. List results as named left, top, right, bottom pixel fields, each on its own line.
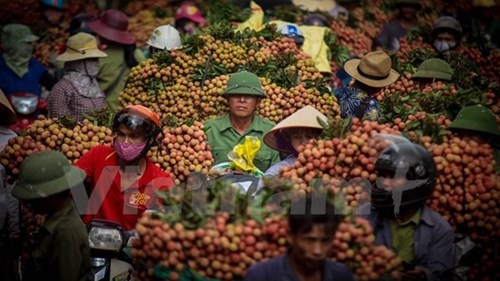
left=401, top=266, right=426, bottom=280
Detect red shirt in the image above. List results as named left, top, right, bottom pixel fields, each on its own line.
left=75, top=145, right=174, bottom=230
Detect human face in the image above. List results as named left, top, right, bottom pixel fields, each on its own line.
left=435, top=32, right=456, bottom=46
left=288, top=224, right=332, bottom=270
left=227, top=94, right=259, bottom=119
left=400, top=6, right=418, bottom=20
left=289, top=130, right=318, bottom=152
left=115, top=123, right=147, bottom=144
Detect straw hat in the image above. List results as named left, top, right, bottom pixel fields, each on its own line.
left=473, top=0, right=496, bottom=7
left=87, top=9, right=135, bottom=45
left=56, top=32, right=107, bottom=62
left=344, top=51, right=400, bottom=87
left=0, top=89, right=17, bottom=126
left=292, top=0, right=337, bottom=12
left=263, top=105, right=327, bottom=153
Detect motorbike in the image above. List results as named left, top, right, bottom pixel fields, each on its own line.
left=87, top=219, right=136, bottom=281
left=7, top=92, right=47, bottom=133
left=209, top=162, right=262, bottom=196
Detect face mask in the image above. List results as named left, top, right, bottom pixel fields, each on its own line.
left=434, top=41, right=456, bottom=53
left=114, top=139, right=146, bottom=162
left=184, top=25, right=197, bottom=35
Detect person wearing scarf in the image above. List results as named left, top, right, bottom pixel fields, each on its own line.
left=0, top=24, right=55, bottom=97
left=47, top=32, right=108, bottom=121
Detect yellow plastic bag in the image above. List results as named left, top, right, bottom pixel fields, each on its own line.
left=300, top=25, right=332, bottom=73
left=227, top=136, right=261, bottom=173
left=236, top=1, right=264, bottom=31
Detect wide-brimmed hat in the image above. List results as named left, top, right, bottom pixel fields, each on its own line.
left=292, top=0, right=337, bottom=12
left=263, top=105, right=327, bottom=153
left=175, top=2, right=207, bottom=24
left=344, top=51, right=400, bottom=87
left=413, top=58, right=453, bottom=81
left=2, top=23, right=39, bottom=43
left=0, top=89, right=17, bottom=126
left=222, top=71, right=266, bottom=97
left=56, top=32, right=107, bottom=62
left=448, top=105, right=500, bottom=137
left=12, top=150, right=86, bottom=200
left=473, top=0, right=496, bottom=7
left=87, top=9, right=135, bottom=45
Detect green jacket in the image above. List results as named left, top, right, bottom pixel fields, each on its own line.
left=97, top=47, right=145, bottom=113
left=204, top=113, right=280, bottom=173
left=22, top=201, right=90, bottom=281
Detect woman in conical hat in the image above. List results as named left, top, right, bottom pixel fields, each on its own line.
left=261, top=105, right=327, bottom=177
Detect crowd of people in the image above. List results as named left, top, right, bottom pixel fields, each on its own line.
left=0, top=0, right=499, bottom=280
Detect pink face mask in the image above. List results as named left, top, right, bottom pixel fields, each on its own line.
left=114, top=139, right=146, bottom=162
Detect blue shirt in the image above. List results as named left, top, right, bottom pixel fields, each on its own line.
left=358, top=204, right=454, bottom=281
left=263, top=154, right=296, bottom=177
left=243, top=252, right=355, bottom=281
left=0, top=55, right=47, bottom=97
left=335, top=86, right=380, bottom=120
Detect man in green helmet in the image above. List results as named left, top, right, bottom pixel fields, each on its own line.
left=412, top=58, right=454, bottom=89
left=448, top=104, right=500, bottom=174
left=204, top=70, right=280, bottom=173
left=11, top=150, right=90, bottom=281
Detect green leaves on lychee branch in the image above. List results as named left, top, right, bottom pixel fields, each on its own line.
left=378, top=92, right=415, bottom=126
left=204, top=0, right=252, bottom=26
left=318, top=117, right=352, bottom=140
left=324, top=30, right=350, bottom=67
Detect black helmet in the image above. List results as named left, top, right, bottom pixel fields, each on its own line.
left=113, top=105, right=162, bottom=156
left=371, top=142, right=436, bottom=213
left=67, top=14, right=96, bottom=36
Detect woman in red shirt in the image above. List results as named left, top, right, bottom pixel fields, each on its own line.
left=75, top=105, right=174, bottom=230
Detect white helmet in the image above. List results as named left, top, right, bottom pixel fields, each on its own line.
left=147, top=25, right=182, bottom=51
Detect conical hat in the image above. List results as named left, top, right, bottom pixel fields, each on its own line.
left=263, top=105, right=327, bottom=153
left=292, top=0, right=337, bottom=12
left=0, top=89, right=17, bottom=126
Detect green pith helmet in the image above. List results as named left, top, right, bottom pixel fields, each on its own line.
left=12, top=150, right=86, bottom=200
left=448, top=105, right=500, bottom=137
left=222, top=71, right=266, bottom=97
left=413, top=58, right=453, bottom=81
left=395, top=0, right=422, bottom=8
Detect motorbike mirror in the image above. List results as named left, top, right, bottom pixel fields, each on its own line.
left=87, top=219, right=125, bottom=252
left=9, top=92, right=39, bottom=115
left=185, top=172, right=208, bottom=191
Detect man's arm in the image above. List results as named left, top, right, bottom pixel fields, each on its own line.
left=420, top=222, right=454, bottom=281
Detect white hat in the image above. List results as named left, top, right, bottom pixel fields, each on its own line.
left=147, top=25, right=182, bottom=51
left=263, top=105, right=327, bottom=153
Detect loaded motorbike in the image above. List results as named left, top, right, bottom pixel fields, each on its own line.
left=87, top=219, right=136, bottom=281
left=7, top=92, right=47, bottom=133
